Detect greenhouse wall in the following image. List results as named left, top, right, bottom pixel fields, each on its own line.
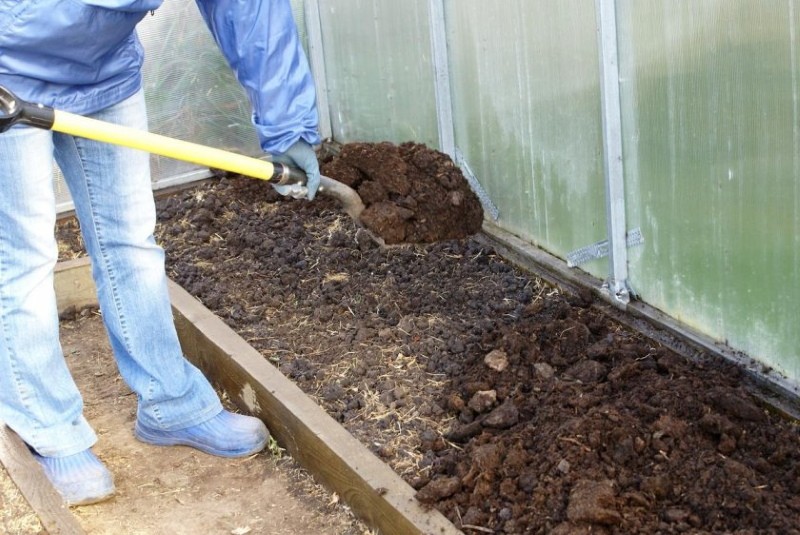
left=52, top=2, right=799, bottom=393
left=315, top=0, right=439, bottom=145
left=616, top=1, right=800, bottom=385
left=308, top=1, right=800, bottom=392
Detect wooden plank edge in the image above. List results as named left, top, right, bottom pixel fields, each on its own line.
left=0, top=425, right=86, bottom=535
left=54, top=257, right=95, bottom=316
left=168, top=281, right=461, bottom=535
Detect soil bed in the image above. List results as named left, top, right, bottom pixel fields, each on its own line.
left=59, top=142, right=800, bottom=534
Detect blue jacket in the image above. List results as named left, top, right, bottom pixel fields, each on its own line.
left=0, top=0, right=320, bottom=154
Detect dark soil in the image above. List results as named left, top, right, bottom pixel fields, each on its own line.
left=59, top=142, right=800, bottom=534
left=320, top=142, right=483, bottom=244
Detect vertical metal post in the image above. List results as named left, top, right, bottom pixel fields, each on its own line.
left=428, top=0, right=456, bottom=157
left=428, top=0, right=499, bottom=218
left=595, top=0, right=630, bottom=305
left=304, top=0, right=333, bottom=140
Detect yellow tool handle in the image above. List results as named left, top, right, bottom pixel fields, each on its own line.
left=0, top=85, right=306, bottom=185
left=53, top=110, right=277, bottom=181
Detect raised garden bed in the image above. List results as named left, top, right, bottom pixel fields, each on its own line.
left=56, top=142, right=800, bottom=534
left=45, top=258, right=454, bottom=535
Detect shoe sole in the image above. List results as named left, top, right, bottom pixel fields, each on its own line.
left=68, top=488, right=116, bottom=507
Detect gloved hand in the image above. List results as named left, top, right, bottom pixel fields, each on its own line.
left=270, top=139, right=321, bottom=201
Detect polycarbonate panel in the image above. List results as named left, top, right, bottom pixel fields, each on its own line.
left=618, top=1, right=800, bottom=378
left=137, top=3, right=260, bottom=183
left=316, top=0, right=438, bottom=145
left=56, top=1, right=306, bottom=209
left=447, top=0, right=607, bottom=273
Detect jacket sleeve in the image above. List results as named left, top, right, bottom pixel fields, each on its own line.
left=194, top=0, right=321, bottom=155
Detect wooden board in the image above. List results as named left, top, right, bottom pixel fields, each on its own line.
left=0, top=425, right=86, bottom=535
left=54, top=258, right=96, bottom=315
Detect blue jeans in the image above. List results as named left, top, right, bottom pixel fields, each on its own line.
left=0, top=90, right=222, bottom=457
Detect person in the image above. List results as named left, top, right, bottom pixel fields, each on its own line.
left=0, top=0, right=321, bottom=506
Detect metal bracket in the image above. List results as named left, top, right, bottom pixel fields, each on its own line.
left=566, top=227, right=644, bottom=268
left=601, top=278, right=632, bottom=306
left=454, top=149, right=500, bottom=221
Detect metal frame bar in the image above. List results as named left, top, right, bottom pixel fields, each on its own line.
left=595, top=0, right=630, bottom=305
left=428, top=0, right=499, bottom=219
left=304, top=0, right=333, bottom=141
left=428, top=0, right=456, bottom=157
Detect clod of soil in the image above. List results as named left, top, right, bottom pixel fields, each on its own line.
left=57, top=142, right=800, bottom=534
left=320, top=142, right=483, bottom=244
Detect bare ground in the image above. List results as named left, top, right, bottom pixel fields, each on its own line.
left=61, top=311, right=369, bottom=535
left=2, top=306, right=369, bottom=535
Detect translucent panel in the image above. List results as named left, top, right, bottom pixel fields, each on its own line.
left=56, top=2, right=281, bottom=209
left=447, top=0, right=607, bottom=273
left=317, top=0, right=438, bottom=145
left=618, top=1, right=800, bottom=377
left=137, top=3, right=260, bottom=183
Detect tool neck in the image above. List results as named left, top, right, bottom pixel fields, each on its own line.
left=0, top=85, right=55, bottom=133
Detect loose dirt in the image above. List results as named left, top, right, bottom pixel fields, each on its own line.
left=58, top=142, right=800, bottom=534
left=320, top=142, right=483, bottom=244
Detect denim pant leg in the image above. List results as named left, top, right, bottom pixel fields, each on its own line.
left=53, top=91, right=222, bottom=432
left=0, top=125, right=97, bottom=457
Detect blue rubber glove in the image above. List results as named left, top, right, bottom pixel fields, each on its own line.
left=270, top=139, right=321, bottom=200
